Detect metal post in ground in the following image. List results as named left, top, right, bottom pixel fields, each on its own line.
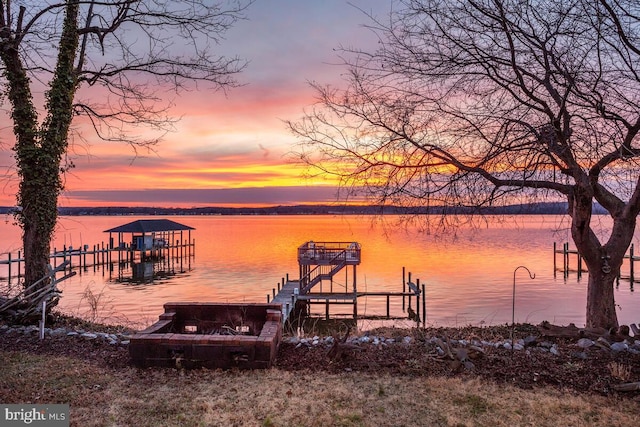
left=511, top=266, right=536, bottom=349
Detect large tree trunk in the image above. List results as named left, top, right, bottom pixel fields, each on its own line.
left=0, top=31, right=45, bottom=291
left=584, top=264, right=619, bottom=329
left=20, top=2, right=80, bottom=292
left=569, top=183, right=629, bottom=329
left=20, top=167, right=61, bottom=292
left=1, top=3, right=79, bottom=299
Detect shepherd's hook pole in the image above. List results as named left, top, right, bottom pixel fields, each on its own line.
left=512, top=266, right=535, bottom=349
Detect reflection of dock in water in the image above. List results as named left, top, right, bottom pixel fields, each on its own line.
left=268, top=241, right=426, bottom=326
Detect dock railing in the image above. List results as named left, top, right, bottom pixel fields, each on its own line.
left=297, top=241, right=361, bottom=265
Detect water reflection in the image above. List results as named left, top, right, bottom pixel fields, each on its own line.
left=0, top=215, right=636, bottom=328
left=109, top=251, right=193, bottom=285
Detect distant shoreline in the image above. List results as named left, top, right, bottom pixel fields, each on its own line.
left=1, top=201, right=601, bottom=216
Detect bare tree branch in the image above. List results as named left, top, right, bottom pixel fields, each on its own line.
left=290, top=0, right=640, bottom=328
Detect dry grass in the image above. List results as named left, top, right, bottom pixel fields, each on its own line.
left=609, top=362, right=633, bottom=382
left=1, top=350, right=639, bottom=427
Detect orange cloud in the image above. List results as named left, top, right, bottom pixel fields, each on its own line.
left=0, top=1, right=391, bottom=208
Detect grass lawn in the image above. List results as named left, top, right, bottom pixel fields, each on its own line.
left=1, top=349, right=639, bottom=427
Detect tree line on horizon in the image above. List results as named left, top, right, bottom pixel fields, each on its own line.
left=0, top=201, right=604, bottom=216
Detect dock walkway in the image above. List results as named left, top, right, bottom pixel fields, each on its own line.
left=271, top=279, right=300, bottom=323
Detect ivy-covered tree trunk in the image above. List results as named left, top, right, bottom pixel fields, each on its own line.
left=1, top=2, right=79, bottom=296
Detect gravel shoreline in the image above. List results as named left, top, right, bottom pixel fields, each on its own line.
left=1, top=316, right=639, bottom=397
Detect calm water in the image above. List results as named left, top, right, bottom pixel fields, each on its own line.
left=0, top=214, right=637, bottom=328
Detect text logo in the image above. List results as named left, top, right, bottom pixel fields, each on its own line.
left=1, top=405, right=69, bottom=426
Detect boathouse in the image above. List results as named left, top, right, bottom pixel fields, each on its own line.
left=104, top=219, right=194, bottom=253
left=104, top=219, right=195, bottom=282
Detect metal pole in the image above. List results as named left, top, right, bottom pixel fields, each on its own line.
left=512, top=266, right=535, bottom=349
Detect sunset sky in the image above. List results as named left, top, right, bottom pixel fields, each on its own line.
left=0, top=0, right=390, bottom=208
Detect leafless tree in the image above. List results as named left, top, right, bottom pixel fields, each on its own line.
left=0, top=0, right=251, bottom=303
left=290, top=0, right=640, bottom=328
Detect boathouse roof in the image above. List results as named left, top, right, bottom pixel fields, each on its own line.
left=104, top=219, right=195, bottom=234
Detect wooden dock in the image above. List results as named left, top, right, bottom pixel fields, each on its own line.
left=269, top=278, right=300, bottom=323
left=0, top=239, right=195, bottom=283
left=268, top=242, right=426, bottom=326
left=554, top=242, right=638, bottom=288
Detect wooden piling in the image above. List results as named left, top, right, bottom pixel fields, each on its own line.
left=630, top=244, right=635, bottom=284
left=422, top=283, right=427, bottom=329
left=386, top=294, right=390, bottom=318
left=577, top=253, right=582, bottom=278
left=416, top=278, right=421, bottom=325
left=402, top=267, right=406, bottom=311
left=407, top=271, right=412, bottom=312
